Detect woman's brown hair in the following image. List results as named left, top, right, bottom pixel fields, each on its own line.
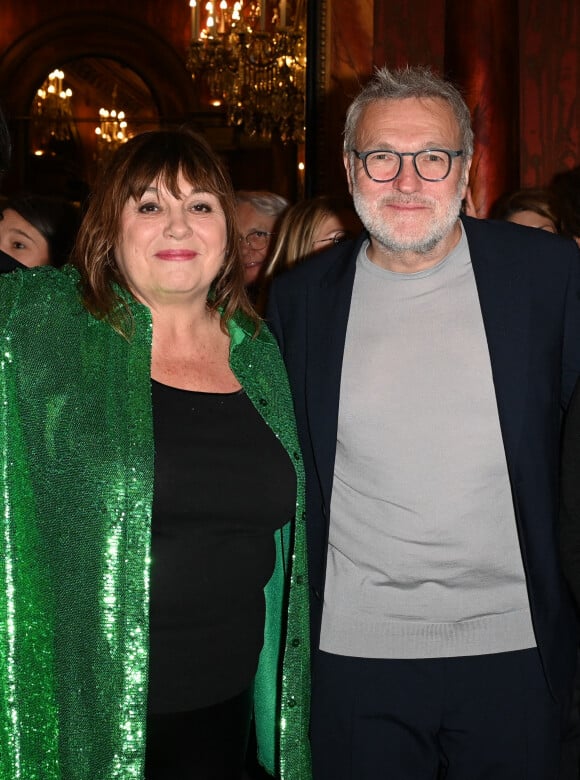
left=489, top=187, right=564, bottom=234
left=72, top=127, right=257, bottom=337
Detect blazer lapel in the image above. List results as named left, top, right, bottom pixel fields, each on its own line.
left=464, top=217, right=530, bottom=463
left=305, top=236, right=363, bottom=507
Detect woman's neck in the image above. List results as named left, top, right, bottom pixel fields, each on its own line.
left=150, top=306, right=241, bottom=393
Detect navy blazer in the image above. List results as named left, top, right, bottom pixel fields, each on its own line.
left=267, top=214, right=580, bottom=703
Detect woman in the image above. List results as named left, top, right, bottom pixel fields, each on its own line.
left=489, top=186, right=564, bottom=234
left=0, top=129, right=310, bottom=779
left=256, top=196, right=361, bottom=313
left=265, top=196, right=361, bottom=277
left=0, top=193, right=80, bottom=267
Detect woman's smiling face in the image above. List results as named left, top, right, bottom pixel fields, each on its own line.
left=115, top=171, right=228, bottom=309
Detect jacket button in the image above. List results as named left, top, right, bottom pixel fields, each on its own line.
left=259, top=398, right=268, bottom=406
left=287, top=696, right=297, bottom=708
left=291, top=637, right=300, bottom=647
left=295, top=575, right=304, bottom=585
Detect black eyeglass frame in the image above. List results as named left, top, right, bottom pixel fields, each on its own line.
left=350, top=148, right=464, bottom=183
left=311, top=231, right=351, bottom=247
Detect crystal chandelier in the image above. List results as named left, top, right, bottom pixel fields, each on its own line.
left=95, top=108, right=130, bottom=148
left=94, top=87, right=131, bottom=165
left=187, top=1, right=306, bottom=143
left=31, top=69, right=78, bottom=156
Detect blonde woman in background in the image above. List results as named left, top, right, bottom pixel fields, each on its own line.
left=257, top=196, right=361, bottom=314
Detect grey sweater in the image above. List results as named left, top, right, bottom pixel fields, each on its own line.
left=320, top=229, right=536, bottom=658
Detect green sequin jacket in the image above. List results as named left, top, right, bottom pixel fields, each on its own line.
left=0, top=266, right=311, bottom=780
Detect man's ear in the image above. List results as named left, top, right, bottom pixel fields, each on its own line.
left=343, top=153, right=354, bottom=195
left=461, top=157, right=473, bottom=201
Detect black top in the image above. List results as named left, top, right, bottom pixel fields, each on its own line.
left=148, top=381, right=296, bottom=712
left=0, top=249, right=24, bottom=273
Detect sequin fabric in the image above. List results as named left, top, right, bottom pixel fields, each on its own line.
left=230, top=314, right=311, bottom=779
left=0, top=267, right=311, bottom=779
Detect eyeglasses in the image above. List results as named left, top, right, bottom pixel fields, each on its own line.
left=350, top=148, right=463, bottom=183
left=239, top=229, right=276, bottom=251
left=312, top=231, right=351, bottom=247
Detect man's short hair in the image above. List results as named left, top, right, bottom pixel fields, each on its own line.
left=235, top=190, right=289, bottom=217
left=343, top=65, right=474, bottom=163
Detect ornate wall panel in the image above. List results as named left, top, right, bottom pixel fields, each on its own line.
left=374, top=0, right=445, bottom=73
left=520, top=0, right=579, bottom=187
left=309, top=0, right=374, bottom=196
left=445, top=0, right=519, bottom=216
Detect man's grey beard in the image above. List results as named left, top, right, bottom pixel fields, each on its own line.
left=352, top=189, right=464, bottom=256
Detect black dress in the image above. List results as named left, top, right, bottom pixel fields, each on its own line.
left=145, top=381, right=296, bottom=779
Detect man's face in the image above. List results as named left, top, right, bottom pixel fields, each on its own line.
left=236, top=201, right=277, bottom=286
left=344, top=97, right=470, bottom=263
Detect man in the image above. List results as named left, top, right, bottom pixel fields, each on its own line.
left=235, top=190, right=289, bottom=290
left=0, top=103, right=25, bottom=272
left=267, top=66, right=580, bottom=779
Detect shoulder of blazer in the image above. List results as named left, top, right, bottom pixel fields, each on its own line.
left=461, top=212, right=579, bottom=270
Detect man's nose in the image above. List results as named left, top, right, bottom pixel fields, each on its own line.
left=392, top=156, right=422, bottom=191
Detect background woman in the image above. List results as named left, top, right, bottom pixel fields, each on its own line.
left=0, top=192, right=80, bottom=267
left=265, top=196, right=360, bottom=276
left=489, top=186, right=565, bottom=234
left=0, top=129, right=310, bottom=780
left=256, top=195, right=361, bottom=314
